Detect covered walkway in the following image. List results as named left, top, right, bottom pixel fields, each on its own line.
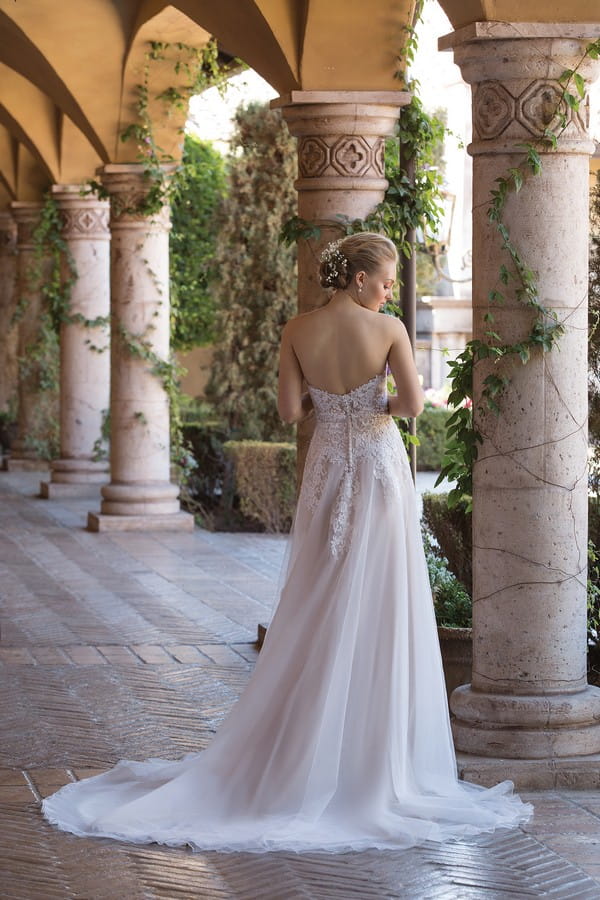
left=2, top=472, right=600, bottom=898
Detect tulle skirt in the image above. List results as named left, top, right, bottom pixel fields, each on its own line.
left=42, top=454, right=533, bottom=853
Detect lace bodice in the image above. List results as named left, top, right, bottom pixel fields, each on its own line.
left=300, top=373, right=412, bottom=556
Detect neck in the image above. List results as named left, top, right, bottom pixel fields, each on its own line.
left=336, top=289, right=363, bottom=308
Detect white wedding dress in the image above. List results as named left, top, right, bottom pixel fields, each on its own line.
left=42, top=372, right=533, bottom=853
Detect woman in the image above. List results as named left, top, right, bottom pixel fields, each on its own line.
left=42, top=232, right=533, bottom=853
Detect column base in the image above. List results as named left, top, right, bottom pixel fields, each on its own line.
left=451, top=684, right=600, bottom=759
left=99, top=481, right=181, bottom=516
left=456, top=750, right=600, bottom=790
left=49, top=457, right=109, bottom=484
left=87, top=510, right=194, bottom=533
left=40, top=481, right=104, bottom=499
left=4, top=457, right=50, bottom=472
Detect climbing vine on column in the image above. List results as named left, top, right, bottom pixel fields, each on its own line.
left=93, top=40, right=238, bottom=483
left=436, top=38, right=600, bottom=508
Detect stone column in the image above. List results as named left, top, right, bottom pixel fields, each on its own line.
left=6, top=202, right=52, bottom=471
left=440, top=23, right=600, bottom=786
left=0, top=212, right=17, bottom=420
left=87, top=164, right=193, bottom=532
left=274, top=92, right=410, bottom=472
left=40, top=186, right=110, bottom=498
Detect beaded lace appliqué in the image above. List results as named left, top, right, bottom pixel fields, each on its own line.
left=300, top=373, right=411, bottom=557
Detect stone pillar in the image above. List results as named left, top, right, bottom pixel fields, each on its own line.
left=6, top=202, right=52, bottom=471
left=40, top=186, right=110, bottom=498
left=274, top=91, right=410, bottom=472
left=87, top=164, right=193, bottom=532
left=440, top=23, right=600, bottom=786
left=0, top=212, right=17, bottom=421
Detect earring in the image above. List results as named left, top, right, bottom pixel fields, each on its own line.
left=358, top=285, right=363, bottom=293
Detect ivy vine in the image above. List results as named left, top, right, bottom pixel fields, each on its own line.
left=89, top=40, right=236, bottom=483
left=13, top=193, right=109, bottom=459
left=87, top=39, right=238, bottom=217
left=280, top=21, right=600, bottom=509
left=437, top=37, right=600, bottom=509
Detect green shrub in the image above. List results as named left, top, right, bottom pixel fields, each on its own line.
left=422, top=526, right=472, bottom=627
left=590, top=496, right=600, bottom=549
left=224, top=440, right=296, bottom=533
left=206, top=103, right=297, bottom=441
left=180, top=420, right=230, bottom=524
left=170, top=135, right=227, bottom=349
left=416, top=406, right=453, bottom=471
left=421, top=491, right=472, bottom=594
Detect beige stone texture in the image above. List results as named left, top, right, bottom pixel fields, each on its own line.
left=0, top=212, right=17, bottom=417
left=441, top=27, right=600, bottom=768
left=88, top=164, right=192, bottom=531
left=40, top=185, right=110, bottom=499
left=7, top=201, right=55, bottom=465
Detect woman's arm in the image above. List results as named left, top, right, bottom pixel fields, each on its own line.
left=386, top=318, right=425, bottom=418
left=277, top=323, right=314, bottom=424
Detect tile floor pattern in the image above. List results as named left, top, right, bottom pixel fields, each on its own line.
left=2, top=473, right=600, bottom=898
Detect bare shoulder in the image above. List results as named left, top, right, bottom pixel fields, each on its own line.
left=283, top=306, right=327, bottom=334
left=381, top=313, right=408, bottom=339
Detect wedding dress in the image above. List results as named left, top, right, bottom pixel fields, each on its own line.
left=42, top=371, right=533, bottom=853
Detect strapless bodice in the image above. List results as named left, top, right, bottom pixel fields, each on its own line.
left=307, top=372, right=389, bottom=425
left=302, top=372, right=411, bottom=556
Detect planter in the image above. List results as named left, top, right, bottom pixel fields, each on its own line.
left=437, top=625, right=472, bottom=702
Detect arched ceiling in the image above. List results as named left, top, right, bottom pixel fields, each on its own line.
left=0, top=0, right=599, bottom=203
left=0, top=2, right=213, bottom=171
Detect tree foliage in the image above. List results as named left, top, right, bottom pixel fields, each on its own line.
left=206, top=103, right=297, bottom=440
left=589, top=174, right=600, bottom=494
left=170, top=134, right=227, bottom=349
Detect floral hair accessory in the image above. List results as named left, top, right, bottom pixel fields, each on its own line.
left=319, top=239, right=348, bottom=286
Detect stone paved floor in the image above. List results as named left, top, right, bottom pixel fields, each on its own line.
left=2, top=472, right=600, bottom=898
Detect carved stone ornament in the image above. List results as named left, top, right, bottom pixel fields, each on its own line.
left=474, top=79, right=588, bottom=142
left=516, top=80, right=587, bottom=137
left=298, top=135, right=385, bottom=180
left=12, top=212, right=43, bottom=249
left=473, top=83, right=515, bottom=139
left=299, top=137, right=329, bottom=177
left=60, top=206, right=110, bottom=239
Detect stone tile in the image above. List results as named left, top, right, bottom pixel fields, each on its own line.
left=167, top=644, right=211, bottom=663
left=0, top=769, right=27, bottom=785
left=0, top=647, right=37, bottom=664
left=0, top=784, right=37, bottom=804
left=3, top=472, right=600, bottom=898
left=197, top=643, right=250, bottom=667
left=29, top=647, right=71, bottom=665
left=129, top=644, right=177, bottom=664
left=63, top=645, right=108, bottom=665
left=231, top=641, right=261, bottom=662
left=27, top=768, right=74, bottom=796
left=96, top=645, right=142, bottom=665
left=72, top=768, right=108, bottom=780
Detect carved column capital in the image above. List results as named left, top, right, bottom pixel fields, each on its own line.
left=440, top=23, right=600, bottom=156
left=51, top=185, right=110, bottom=241
left=10, top=202, right=44, bottom=250
left=0, top=211, right=16, bottom=254
left=100, top=163, right=176, bottom=231
left=275, top=91, right=409, bottom=192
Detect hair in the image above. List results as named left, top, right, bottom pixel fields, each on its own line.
left=318, top=232, right=398, bottom=291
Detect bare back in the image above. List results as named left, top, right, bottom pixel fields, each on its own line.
left=286, top=297, right=393, bottom=395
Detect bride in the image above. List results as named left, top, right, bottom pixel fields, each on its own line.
left=42, top=232, right=533, bottom=853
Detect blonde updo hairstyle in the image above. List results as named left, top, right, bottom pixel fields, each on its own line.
left=318, top=232, right=398, bottom=292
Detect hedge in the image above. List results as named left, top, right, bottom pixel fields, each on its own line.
left=223, top=440, right=296, bottom=533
